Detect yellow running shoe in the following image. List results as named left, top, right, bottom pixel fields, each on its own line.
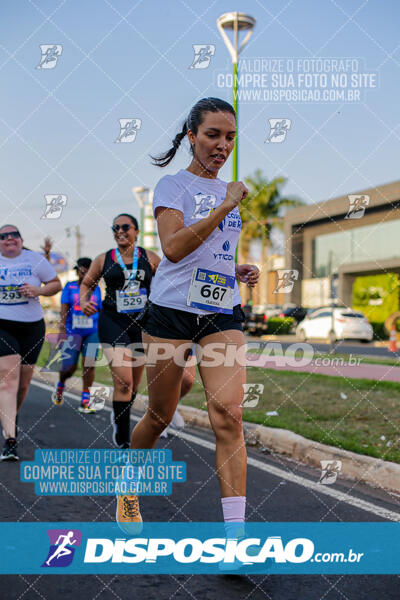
left=78, top=401, right=96, bottom=414
left=116, top=495, right=143, bottom=535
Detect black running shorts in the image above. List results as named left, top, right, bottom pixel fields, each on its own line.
left=139, top=302, right=245, bottom=342
left=98, top=309, right=143, bottom=348
left=0, top=318, right=45, bottom=364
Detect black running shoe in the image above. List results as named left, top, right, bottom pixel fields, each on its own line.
left=110, top=411, right=129, bottom=449
left=1, top=438, right=19, bottom=461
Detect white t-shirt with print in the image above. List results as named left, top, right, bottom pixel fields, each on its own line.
left=0, top=249, right=57, bottom=322
left=149, top=169, right=242, bottom=315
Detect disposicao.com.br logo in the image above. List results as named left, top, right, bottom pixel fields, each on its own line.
left=39, top=525, right=367, bottom=574
left=0, top=522, right=390, bottom=575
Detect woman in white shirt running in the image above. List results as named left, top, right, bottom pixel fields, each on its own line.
left=116, top=98, right=259, bottom=541
left=0, top=225, right=61, bottom=460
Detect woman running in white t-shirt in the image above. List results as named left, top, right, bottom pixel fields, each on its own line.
left=0, top=224, right=61, bottom=460
left=116, top=98, right=259, bottom=540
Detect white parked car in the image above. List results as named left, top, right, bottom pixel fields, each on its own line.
left=296, top=307, right=373, bottom=343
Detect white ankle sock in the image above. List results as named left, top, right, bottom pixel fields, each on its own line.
left=221, top=496, right=246, bottom=539
left=221, top=496, right=246, bottom=522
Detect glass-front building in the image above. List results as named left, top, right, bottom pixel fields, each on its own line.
left=312, top=218, right=400, bottom=277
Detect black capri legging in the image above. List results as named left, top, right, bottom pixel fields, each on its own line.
left=0, top=318, right=45, bottom=364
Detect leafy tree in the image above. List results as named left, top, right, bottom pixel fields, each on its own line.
left=239, top=169, right=304, bottom=261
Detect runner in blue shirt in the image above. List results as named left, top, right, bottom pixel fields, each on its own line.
left=52, top=257, right=102, bottom=413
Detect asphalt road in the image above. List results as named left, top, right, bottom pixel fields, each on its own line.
left=1, top=381, right=400, bottom=599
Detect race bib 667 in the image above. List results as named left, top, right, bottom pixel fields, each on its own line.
left=187, top=267, right=234, bottom=314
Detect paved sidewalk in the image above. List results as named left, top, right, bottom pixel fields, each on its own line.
left=247, top=354, right=400, bottom=383
left=256, top=334, right=390, bottom=348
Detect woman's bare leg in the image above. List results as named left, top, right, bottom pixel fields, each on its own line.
left=130, top=334, right=191, bottom=449
left=102, top=346, right=134, bottom=402
left=16, top=364, right=35, bottom=412
left=197, top=329, right=246, bottom=497
left=0, top=355, right=20, bottom=438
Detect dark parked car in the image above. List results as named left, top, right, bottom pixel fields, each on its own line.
left=277, top=305, right=307, bottom=324
left=242, top=303, right=253, bottom=332
left=245, top=304, right=282, bottom=336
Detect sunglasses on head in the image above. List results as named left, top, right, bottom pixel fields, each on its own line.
left=0, top=231, right=21, bottom=241
left=111, top=224, right=132, bottom=233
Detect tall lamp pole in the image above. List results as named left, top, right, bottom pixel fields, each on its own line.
left=132, top=186, right=148, bottom=247
left=216, top=12, right=256, bottom=182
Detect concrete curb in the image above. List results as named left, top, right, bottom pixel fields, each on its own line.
left=33, top=367, right=400, bottom=494
left=241, top=422, right=400, bottom=494
left=173, top=403, right=400, bottom=494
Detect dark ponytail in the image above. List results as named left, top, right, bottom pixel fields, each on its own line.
left=151, top=121, right=188, bottom=168
left=151, top=97, right=236, bottom=168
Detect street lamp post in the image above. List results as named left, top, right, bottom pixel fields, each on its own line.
left=132, top=186, right=148, bottom=247
left=132, top=186, right=160, bottom=251
left=216, top=12, right=256, bottom=182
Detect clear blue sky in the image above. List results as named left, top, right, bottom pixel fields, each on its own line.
left=0, top=0, right=398, bottom=262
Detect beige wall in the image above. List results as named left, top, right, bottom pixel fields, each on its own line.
left=284, top=180, right=400, bottom=305
left=239, top=254, right=285, bottom=306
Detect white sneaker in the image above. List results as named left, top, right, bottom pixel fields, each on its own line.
left=170, top=409, right=185, bottom=429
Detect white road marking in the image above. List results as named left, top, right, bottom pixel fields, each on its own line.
left=32, top=380, right=400, bottom=521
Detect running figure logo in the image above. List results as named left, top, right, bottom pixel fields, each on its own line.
left=88, top=386, right=111, bottom=411
left=42, top=529, right=81, bottom=567
left=41, top=334, right=78, bottom=372
left=345, top=194, right=370, bottom=219
left=115, top=119, right=142, bottom=143
left=241, top=383, right=264, bottom=408
left=189, top=45, right=215, bottom=69
left=265, top=119, right=292, bottom=143
left=41, top=195, right=67, bottom=219
left=36, top=45, right=63, bottom=70
left=274, top=269, right=299, bottom=294
left=122, top=271, right=140, bottom=292
left=318, top=460, right=342, bottom=485
left=191, top=193, right=217, bottom=219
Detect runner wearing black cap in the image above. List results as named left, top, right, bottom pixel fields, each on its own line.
left=52, top=257, right=102, bottom=413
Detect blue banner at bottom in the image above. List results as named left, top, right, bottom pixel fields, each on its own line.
left=0, top=522, right=399, bottom=574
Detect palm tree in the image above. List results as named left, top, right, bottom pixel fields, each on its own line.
left=239, top=169, right=305, bottom=301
